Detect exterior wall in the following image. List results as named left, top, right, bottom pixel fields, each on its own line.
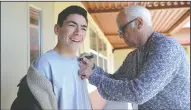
left=171, top=28, right=190, bottom=64
left=113, top=49, right=135, bottom=71
left=184, top=45, right=190, bottom=64
left=1, top=2, right=55, bottom=109
left=171, top=28, right=190, bottom=45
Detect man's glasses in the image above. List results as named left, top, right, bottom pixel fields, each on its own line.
left=118, top=18, right=138, bottom=37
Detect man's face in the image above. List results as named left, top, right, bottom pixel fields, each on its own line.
left=55, top=14, right=87, bottom=51
left=117, top=11, right=139, bottom=47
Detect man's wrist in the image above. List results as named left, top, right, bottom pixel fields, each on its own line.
left=88, top=67, right=100, bottom=86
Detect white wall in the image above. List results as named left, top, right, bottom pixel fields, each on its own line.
left=1, top=2, right=28, bottom=109
left=1, top=2, right=55, bottom=109
left=113, top=49, right=134, bottom=71
left=171, top=28, right=190, bottom=45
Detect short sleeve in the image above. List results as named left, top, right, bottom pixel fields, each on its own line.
left=34, top=56, right=52, bottom=81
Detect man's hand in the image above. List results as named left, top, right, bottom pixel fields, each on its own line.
left=78, top=53, right=95, bottom=80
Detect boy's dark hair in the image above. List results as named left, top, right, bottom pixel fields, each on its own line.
left=57, top=5, right=88, bottom=27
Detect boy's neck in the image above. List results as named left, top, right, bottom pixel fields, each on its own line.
left=53, top=44, right=77, bottom=59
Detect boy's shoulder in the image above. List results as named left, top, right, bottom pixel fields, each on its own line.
left=34, top=50, right=55, bottom=66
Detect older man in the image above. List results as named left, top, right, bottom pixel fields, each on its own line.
left=79, top=5, right=190, bottom=110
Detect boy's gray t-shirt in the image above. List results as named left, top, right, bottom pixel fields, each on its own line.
left=34, top=50, right=91, bottom=109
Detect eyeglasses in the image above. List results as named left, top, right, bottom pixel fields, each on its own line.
left=118, top=18, right=138, bottom=37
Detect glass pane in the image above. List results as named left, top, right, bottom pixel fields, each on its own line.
left=89, top=29, right=97, bottom=51
left=103, top=43, right=107, bottom=56
left=98, top=37, right=103, bottom=53
left=98, top=56, right=103, bottom=69
left=104, top=59, right=107, bottom=72
left=30, top=7, right=41, bottom=64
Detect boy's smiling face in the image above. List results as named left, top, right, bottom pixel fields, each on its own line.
left=54, top=14, right=87, bottom=51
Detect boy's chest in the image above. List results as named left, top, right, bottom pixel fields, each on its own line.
left=50, top=62, right=81, bottom=88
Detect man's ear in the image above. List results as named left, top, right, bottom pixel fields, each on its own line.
left=136, top=17, right=143, bottom=29
left=54, top=24, right=60, bottom=35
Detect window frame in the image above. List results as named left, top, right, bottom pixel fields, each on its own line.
left=27, top=4, right=42, bottom=67
left=89, top=26, right=108, bottom=72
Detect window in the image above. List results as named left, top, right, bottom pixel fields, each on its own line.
left=29, top=6, right=42, bottom=64
left=90, top=28, right=97, bottom=51
left=104, top=59, right=108, bottom=72
left=89, top=28, right=108, bottom=72
left=98, top=56, right=103, bottom=68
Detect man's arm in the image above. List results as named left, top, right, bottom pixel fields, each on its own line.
left=88, top=39, right=181, bottom=104
left=94, top=51, right=135, bottom=79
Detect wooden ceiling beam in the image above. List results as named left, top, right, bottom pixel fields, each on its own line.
left=168, top=9, right=190, bottom=35
left=88, top=3, right=190, bottom=14
left=112, top=46, right=135, bottom=53
left=105, top=32, right=171, bottom=36
left=111, top=42, right=126, bottom=45
left=112, top=43, right=190, bottom=53
left=91, top=15, right=105, bottom=33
